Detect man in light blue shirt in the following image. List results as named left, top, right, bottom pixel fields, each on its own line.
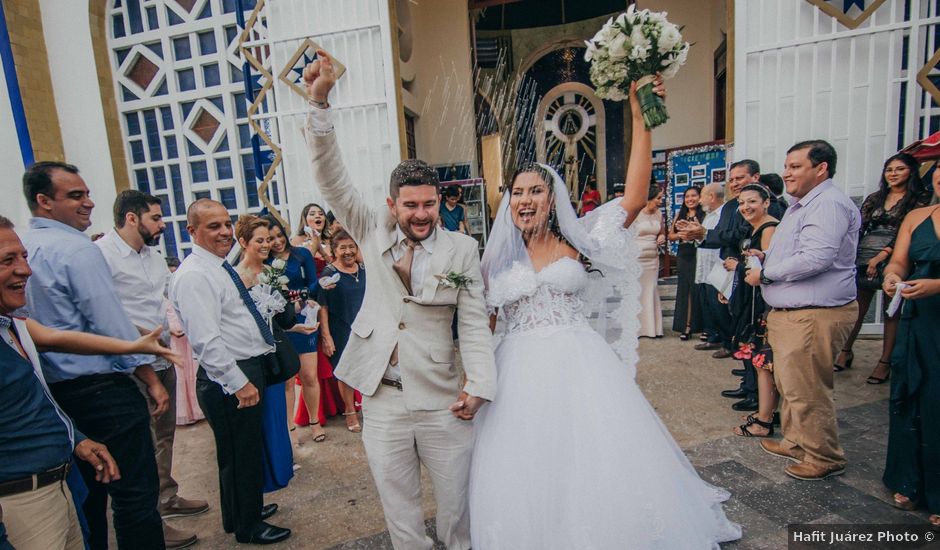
left=19, top=161, right=168, bottom=550
left=744, top=141, right=860, bottom=482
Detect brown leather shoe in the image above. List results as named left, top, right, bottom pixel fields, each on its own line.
left=712, top=349, right=733, bottom=359
left=759, top=439, right=803, bottom=463
left=695, top=342, right=722, bottom=351
left=785, top=461, right=845, bottom=481
left=163, top=522, right=197, bottom=550
left=161, top=496, right=210, bottom=519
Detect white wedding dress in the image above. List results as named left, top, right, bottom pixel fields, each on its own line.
left=469, top=255, right=742, bottom=549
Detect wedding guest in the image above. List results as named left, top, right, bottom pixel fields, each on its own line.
left=611, top=182, right=625, bottom=198
left=317, top=229, right=367, bottom=433
left=932, top=167, right=940, bottom=204
left=234, top=215, right=307, bottom=493
left=760, top=172, right=789, bottom=211
left=881, top=203, right=940, bottom=528
left=326, top=210, right=343, bottom=235
left=634, top=184, right=665, bottom=338
left=20, top=162, right=167, bottom=549
left=835, top=153, right=929, bottom=383
left=0, top=215, right=126, bottom=550
left=440, top=186, right=468, bottom=234
left=690, top=183, right=729, bottom=350
left=729, top=184, right=779, bottom=434
left=96, top=190, right=207, bottom=548
left=291, top=203, right=332, bottom=263
left=263, top=215, right=327, bottom=442
left=667, top=186, right=705, bottom=339
left=685, top=160, right=763, bottom=358
left=579, top=179, right=601, bottom=215
left=170, top=200, right=290, bottom=545
left=750, top=140, right=860, bottom=480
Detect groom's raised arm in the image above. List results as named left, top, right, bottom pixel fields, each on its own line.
left=303, top=53, right=375, bottom=244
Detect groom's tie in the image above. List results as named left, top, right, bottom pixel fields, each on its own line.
left=221, top=261, right=276, bottom=346
left=389, top=238, right=422, bottom=369
left=392, top=238, right=421, bottom=295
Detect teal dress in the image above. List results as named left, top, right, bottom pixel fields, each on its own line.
left=884, top=210, right=940, bottom=514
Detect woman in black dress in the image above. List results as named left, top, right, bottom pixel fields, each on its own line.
left=667, top=186, right=705, bottom=339
left=835, top=153, right=929, bottom=383
left=317, top=230, right=367, bottom=433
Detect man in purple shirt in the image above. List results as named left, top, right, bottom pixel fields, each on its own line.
left=745, top=139, right=860, bottom=481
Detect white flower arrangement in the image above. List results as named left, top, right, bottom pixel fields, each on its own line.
left=584, top=5, right=690, bottom=128
left=259, top=258, right=290, bottom=288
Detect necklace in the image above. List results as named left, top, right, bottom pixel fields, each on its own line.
left=335, top=264, right=360, bottom=283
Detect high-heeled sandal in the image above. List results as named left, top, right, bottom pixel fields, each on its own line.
left=343, top=411, right=362, bottom=433
left=833, top=349, right=854, bottom=372
left=679, top=331, right=691, bottom=341
left=310, top=421, right=327, bottom=442
left=734, top=415, right=774, bottom=437
left=866, top=360, right=891, bottom=385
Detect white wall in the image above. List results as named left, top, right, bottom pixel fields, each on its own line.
left=0, top=61, right=30, bottom=228
left=40, top=0, right=119, bottom=233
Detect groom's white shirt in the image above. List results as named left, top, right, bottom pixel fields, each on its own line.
left=305, top=105, right=496, bottom=410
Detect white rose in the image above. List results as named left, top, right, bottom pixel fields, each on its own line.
left=278, top=275, right=290, bottom=286
left=584, top=40, right=598, bottom=62
left=661, top=44, right=689, bottom=79
left=629, top=26, right=651, bottom=60
left=271, top=258, right=286, bottom=270
left=658, top=24, right=682, bottom=53
left=608, top=32, right=629, bottom=60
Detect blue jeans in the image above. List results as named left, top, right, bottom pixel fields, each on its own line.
left=50, top=374, right=164, bottom=550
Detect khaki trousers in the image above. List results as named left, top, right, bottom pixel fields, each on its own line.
left=767, top=302, right=857, bottom=468
left=0, top=481, right=84, bottom=550
left=136, top=365, right=179, bottom=504
left=361, top=384, right=473, bottom=550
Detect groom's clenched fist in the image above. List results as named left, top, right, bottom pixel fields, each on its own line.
left=303, top=49, right=336, bottom=105
left=449, top=391, right=485, bottom=421
left=235, top=382, right=260, bottom=409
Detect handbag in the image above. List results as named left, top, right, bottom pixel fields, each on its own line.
left=266, top=328, right=301, bottom=385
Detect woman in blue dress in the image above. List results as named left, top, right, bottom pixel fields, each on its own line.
left=263, top=215, right=327, bottom=443
left=234, top=215, right=305, bottom=492
left=317, top=229, right=367, bottom=432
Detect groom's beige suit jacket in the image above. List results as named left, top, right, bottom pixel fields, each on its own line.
left=306, top=130, right=497, bottom=411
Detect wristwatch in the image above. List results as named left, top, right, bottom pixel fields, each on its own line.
left=759, top=268, right=773, bottom=285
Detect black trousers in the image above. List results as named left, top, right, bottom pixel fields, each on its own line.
left=49, top=373, right=164, bottom=550
left=196, top=357, right=267, bottom=537
left=702, top=284, right=734, bottom=351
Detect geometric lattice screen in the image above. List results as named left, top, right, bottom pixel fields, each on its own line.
left=108, top=0, right=284, bottom=258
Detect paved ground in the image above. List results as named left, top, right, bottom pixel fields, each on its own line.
left=148, top=281, right=929, bottom=549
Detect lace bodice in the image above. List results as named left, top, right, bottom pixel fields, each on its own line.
left=490, top=258, right=590, bottom=335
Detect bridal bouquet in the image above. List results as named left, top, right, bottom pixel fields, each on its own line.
left=584, top=5, right=690, bottom=129
left=259, top=258, right=289, bottom=288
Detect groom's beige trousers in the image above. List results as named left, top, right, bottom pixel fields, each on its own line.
left=361, top=384, right=473, bottom=550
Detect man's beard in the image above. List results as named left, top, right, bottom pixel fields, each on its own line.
left=140, top=227, right=162, bottom=246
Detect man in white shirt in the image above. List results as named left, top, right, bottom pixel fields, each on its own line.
left=169, top=199, right=288, bottom=545
left=96, top=190, right=208, bottom=549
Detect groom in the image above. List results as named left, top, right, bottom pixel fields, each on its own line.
left=303, top=53, right=496, bottom=550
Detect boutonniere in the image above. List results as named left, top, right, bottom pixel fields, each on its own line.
left=435, top=271, right=473, bottom=290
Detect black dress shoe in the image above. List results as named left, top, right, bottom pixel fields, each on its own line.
left=261, top=503, right=278, bottom=520
left=695, top=342, right=722, bottom=351
left=721, top=387, right=748, bottom=399
left=235, top=522, right=291, bottom=545
left=731, top=398, right=760, bottom=411
left=731, top=368, right=747, bottom=377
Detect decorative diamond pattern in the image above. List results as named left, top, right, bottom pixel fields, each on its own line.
left=127, top=54, right=160, bottom=89
left=804, top=0, right=888, bottom=30
left=176, top=0, right=197, bottom=12
left=191, top=109, right=220, bottom=144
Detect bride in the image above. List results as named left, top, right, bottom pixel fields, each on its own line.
left=470, top=81, right=742, bottom=549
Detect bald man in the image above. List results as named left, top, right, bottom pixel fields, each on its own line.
left=168, top=200, right=289, bottom=545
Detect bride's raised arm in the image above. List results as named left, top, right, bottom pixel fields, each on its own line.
left=619, top=79, right=663, bottom=227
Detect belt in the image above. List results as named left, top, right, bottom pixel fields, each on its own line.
left=773, top=302, right=853, bottom=312
left=0, top=463, right=70, bottom=498
left=380, top=378, right=403, bottom=391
